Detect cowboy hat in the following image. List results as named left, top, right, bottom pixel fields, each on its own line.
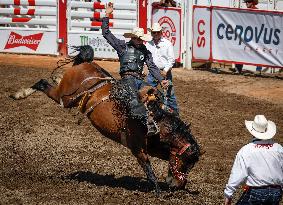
left=245, top=115, right=276, bottom=140
left=148, top=23, right=163, bottom=32
left=123, top=27, right=152, bottom=41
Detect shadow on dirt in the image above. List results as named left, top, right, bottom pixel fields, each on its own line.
left=65, top=171, right=200, bottom=196
left=65, top=171, right=170, bottom=193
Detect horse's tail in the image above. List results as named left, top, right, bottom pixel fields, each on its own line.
left=69, top=45, right=94, bottom=66
left=10, top=87, right=37, bottom=100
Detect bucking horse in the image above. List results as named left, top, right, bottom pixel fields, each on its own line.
left=10, top=45, right=201, bottom=196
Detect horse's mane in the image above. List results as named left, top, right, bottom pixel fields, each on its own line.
left=90, top=61, right=114, bottom=79
left=148, top=101, right=198, bottom=145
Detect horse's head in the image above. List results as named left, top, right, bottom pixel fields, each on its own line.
left=165, top=122, right=201, bottom=190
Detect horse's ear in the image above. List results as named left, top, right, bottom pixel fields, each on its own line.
left=185, top=122, right=191, bottom=131
left=186, top=123, right=191, bottom=129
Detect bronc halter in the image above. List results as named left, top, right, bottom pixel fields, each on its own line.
left=169, top=142, right=193, bottom=183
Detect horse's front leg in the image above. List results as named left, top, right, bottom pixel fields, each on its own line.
left=133, top=149, right=161, bottom=196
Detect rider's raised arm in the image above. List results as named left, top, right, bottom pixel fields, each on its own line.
left=101, top=3, right=126, bottom=56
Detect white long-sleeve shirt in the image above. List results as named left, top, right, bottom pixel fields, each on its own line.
left=224, top=139, right=283, bottom=198
left=145, top=37, right=175, bottom=73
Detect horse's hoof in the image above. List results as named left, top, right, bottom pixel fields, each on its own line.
left=155, top=187, right=161, bottom=197
left=31, top=79, right=50, bottom=91
left=9, top=94, right=17, bottom=100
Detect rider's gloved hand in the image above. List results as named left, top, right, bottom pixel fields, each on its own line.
left=105, top=2, right=114, bottom=17
left=161, top=80, right=169, bottom=89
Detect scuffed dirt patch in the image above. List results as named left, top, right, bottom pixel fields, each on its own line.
left=0, top=54, right=282, bottom=205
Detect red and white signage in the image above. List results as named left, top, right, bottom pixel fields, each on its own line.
left=0, top=30, right=58, bottom=55
left=4, top=32, right=43, bottom=51
left=151, top=7, right=182, bottom=62
left=192, top=6, right=211, bottom=61
left=68, top=33, right=125, bottom=59
left=193, top=6, right=283, bottom=68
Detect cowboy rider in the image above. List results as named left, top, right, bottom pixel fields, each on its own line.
left=101, top=2, right=169, bottom=136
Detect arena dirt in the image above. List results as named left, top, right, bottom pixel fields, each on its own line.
left=0, top=54, right=282, bottom=205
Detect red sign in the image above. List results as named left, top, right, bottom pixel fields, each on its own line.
left=159, top=16, right=176, bottom=46
left=152, top=7, right=181, bottom=62
left=4, top=32, right=43, bottom=51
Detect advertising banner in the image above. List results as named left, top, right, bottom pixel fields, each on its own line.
left=192, top=6, right=211, bottom=61
left=68, top=33, right=125, bottom=59
left=212, top=7, right=283, bottom=67
left=151, top=7, right=182, bottom=62
left=193, top=6, right=283, bottom=68
left=0, top=30, right=58, bottom=55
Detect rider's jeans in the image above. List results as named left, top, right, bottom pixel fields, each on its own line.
left=120, top=76, right=148, bottom=120
left=147, top=71, right=179, bottom=114
left=236, top=187, right=282, bottom=205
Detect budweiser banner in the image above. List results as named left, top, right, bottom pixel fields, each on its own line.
left=193, top=6, right=283, bottom=68
left=0, top=30, right=58, bottom=55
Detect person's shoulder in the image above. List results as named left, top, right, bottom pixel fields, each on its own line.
left=273, top=142, right=283, bottom=150
left=161, top=38, right=173, bottom=47
left=146, top=40, right=154, bottom=46
left=161, top=37, right=171, bottom=43
left=139, top=44, right=151, bottom=55
left=237, top=143, right=253, bottom=154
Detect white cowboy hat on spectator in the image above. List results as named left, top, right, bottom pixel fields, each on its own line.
left=123, top=27, right=152, bottom=41
left=245, top=115, right=276, bottom=140
left=148, top=23, right=163, bottom=32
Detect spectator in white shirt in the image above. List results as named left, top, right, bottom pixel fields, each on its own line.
left=224, top=115, right=283, bottom=205
left=145, top=23, right=179, bottom=115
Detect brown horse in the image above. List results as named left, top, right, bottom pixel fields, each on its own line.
left=11, top=47, right=200, bottom=195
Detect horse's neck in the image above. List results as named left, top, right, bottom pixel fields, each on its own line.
left=89, top=62, right=113, bottom=79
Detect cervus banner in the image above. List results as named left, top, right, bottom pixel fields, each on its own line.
left=193, top=6, right=283, bottom=68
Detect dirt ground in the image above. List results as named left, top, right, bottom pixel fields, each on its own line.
left=0, top=54, right=282, bottom=205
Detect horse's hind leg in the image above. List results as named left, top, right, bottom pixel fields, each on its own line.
left=11, top=74, right=63, bottom=100
left=31, top=79, right=61, bottom=104
left=134, top=150, right=161, bottom=196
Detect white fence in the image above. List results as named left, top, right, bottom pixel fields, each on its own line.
left=0, top=0, right=58, bottom=55
left=67, top=0, right=138, bottom=59
left=1, top=0, right=283, bottom=69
